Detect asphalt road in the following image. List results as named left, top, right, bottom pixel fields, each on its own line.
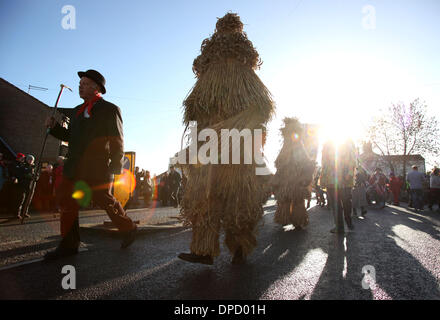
left=0, top=202, right=439, bottom=300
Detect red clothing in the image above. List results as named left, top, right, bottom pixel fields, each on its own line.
left=76, top=94, right=102, bottom=117
left=54, top=165, right=64, bottom=190
left=389, top=176, right=403, bottom=192
left=389, top=176, right=403, bottom=204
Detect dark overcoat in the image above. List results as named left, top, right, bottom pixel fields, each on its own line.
left=49, top=98, right=124, bottom=184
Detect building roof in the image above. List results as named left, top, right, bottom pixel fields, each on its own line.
left=382, top=154, right=425, bottom=161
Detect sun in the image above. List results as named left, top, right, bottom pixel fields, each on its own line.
left=318, top=122, right=354, bottom=146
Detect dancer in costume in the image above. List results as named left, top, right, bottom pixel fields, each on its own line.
left=272, top=118, right=316, bottom=229
left=178, top=13, right=275, bottom=265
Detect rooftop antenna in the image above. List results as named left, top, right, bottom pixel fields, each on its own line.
left=28, top=85, right=48, bottom=94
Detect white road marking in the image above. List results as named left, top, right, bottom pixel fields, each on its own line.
left=0, top=248, right=88, bottom=272
left=1, top=240, right=23, bottom=246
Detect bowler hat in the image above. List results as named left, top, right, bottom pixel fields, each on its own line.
left=78, top=69, right=106, bottom=94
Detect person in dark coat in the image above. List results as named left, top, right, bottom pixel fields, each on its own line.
left=168, top=166, right=181, bottom=208
left=12, top=154, right=36, bottom=219
left=159, top=172, right=169, bottom=206
left=44, top=69, right=137, bottom=260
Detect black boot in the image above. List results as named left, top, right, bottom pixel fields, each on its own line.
left=121, top=225, right=137, bottom=249
left=178, top=252, right=214, bottom=265
left=231, top=247, right=246, bottom=265
left=44, top=245, right=79, bottom=261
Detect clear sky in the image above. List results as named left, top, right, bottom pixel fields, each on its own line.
left=1, top=0, right=439, bottom=174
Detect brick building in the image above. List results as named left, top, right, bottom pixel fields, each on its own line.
left=0, top=78, right=73, bottom=165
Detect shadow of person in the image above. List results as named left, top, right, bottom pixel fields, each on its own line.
left=311, top=204, right=440, bottom=300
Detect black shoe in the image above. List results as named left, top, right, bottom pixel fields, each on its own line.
left=121, top=226, right=137, bottom=249
left=44, top=246, right=78, bottom=261
left=178, top=252, right=214, bottom=265
left=347, top=223, right=355, bottom=231
left=231, top=247, right=246, bottom=265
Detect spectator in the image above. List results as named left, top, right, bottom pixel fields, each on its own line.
left=159, top=172, right=169, bottom=206
left=168, top=166, right=181, bottom=208
left=429, top=168, right=440, bottom=212
left=407, top=165, right=425, bottom=212
left=12, top=154, right=36, bottom=219
left=0, top=153, right=6, bottom=192
left=389, top=172, right=403, bottom=206
left=53, top=156, right=65, bottom=212
left=142, top=170, right=152, bottom=207
left=133, top=166, right=141, bottom=207
left=320, top=139, right=356, bottom=234
left=369, top=168, right=388, bottom=208
left=0, top=153, right=9, bottom=214
left=352, top=167, right=368, bottom=216
left=34, top=165, right=54, bottom=212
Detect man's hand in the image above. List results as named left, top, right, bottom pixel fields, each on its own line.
left=45, top=116, right=56, bottom=129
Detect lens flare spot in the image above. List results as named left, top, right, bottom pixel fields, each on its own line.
left=291, top=132, right=300, bottom=142
left=72, top=190, right=85, bottom=200
left=73, top=180, right=92, bottom=207
left=114, top=169, right=136, bottom=193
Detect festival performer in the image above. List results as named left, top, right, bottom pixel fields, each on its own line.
left=178, top=13, right=275, bottom=265
left=272, top=118, right=316, bottom=229
left=44, top=69, right=137, bottom=260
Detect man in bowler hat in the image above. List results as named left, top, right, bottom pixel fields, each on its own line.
left=44, top=69, right=137, bottom=260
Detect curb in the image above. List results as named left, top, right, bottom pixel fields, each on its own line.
left=79, top=203, right=278, bottom=235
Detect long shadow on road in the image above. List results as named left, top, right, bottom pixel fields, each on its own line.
left=0, top=205, right=439, bottom=299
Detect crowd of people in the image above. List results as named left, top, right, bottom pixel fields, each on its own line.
left=316, top=140, right=440, bottom=234
left=0, top=149, right=187, bottom=218
left=0, top=152, right=65, bottom=218
left=130, top=165, right=184, bottom=209
left=312, top=144, right=440, bottom=235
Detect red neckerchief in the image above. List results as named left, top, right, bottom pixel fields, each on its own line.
left=76, top=94, right=102, bottom=117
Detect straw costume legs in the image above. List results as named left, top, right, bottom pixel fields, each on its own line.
left=272, top=118, right=317, bottom=229
left=180, top=166, right=265, bottom=264
left=189, top=211, right=259, bottom=260
left=274, top=198, right=309, bottom=228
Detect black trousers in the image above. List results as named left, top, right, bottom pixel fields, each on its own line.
left=15, top=183, right=34, bottom=216
left=58, top=177, right=135, bottom=249
left=327, top=187, right=353, bottom=231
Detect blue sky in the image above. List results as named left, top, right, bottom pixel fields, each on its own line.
left=1, top=0, right=439, bottom=174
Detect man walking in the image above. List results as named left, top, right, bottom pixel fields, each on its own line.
left=44, top=69, right=137, bottom=260
left=320, top=139, right=356, bottom=234
left=407, top=165, right=425, bottom=212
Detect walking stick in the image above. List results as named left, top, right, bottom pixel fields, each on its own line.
left=20, top=84, right=72, bottom=224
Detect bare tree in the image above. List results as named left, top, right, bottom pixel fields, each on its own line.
left=367, top=98, right=440, bottom=179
